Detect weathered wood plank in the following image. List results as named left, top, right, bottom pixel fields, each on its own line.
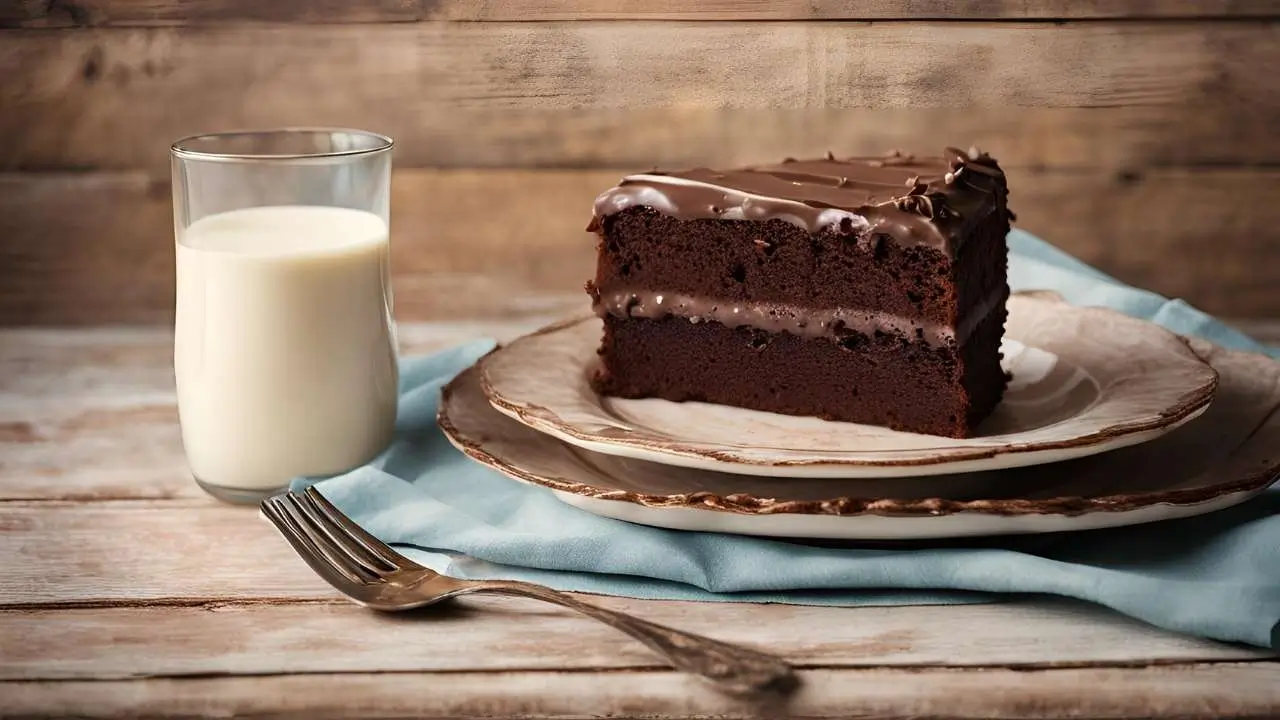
left=5, top=105, right=1280, bottom=175
left=0, top=503, right=331, bottom=601
left=1018, top=166, right=1280, bottom=317
left=1235, top=319, right=1280, bottom=346
left=0, top=404, right=193, bottom=501
left=1, top=498, right=1266, bottom=676
left=0, top=0, right=421, bottom=26
left=439, top=0, right=1280, bottom=21
left=0, top=599, right=1270, bottom=681
left=9, top=106, right=1279, bottom=175
left=3, top=167, right=1278, bottom=325
left=0, top=321, right=573, bottom=501
left=4, top=665, right=1278, bottom=719
left=0, top=494, right=1273, bottom=668
left=0, top=170, right=598, bottom=325
left=4, top=0, right=1277, bottom=26
left=0, top=325, right=191, bottom=498
left=2, top=22, right=1277, bottom=171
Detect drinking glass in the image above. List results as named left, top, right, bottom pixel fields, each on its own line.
left=171, top=128, right=397, bottom=504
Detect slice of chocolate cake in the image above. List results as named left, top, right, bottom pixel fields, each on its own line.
left=584, top=148, right=1014, bottom=438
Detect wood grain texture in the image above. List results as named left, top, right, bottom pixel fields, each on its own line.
left=4, top=0, right=1278, bottom=26
left=3, top=167, right=1279, bottom=325
left=0, top=0, right=421, bottom=26
left=5, top=665, right=1279, bottom=719
left=0, top=326, right=194, bottom=500
left=1235, top=319, right=1280, bottom=345
left=2, top=22, right=1278, bottom=171
left=437, top=0, right=1280, bottom=21
left=0, top=170, right=598, bottom=325
left=7, top=105, right=1280, bottom=176
left=3, top=598, right=1271, bottom=679
left=0, top=503, right=334, bottom=602
left=0, top=322, right=574, bottom=501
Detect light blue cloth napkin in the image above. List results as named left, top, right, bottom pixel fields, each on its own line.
left=294, top=229, right=1280, bottom=649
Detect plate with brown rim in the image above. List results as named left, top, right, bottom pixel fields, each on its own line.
left=441, top=337, right=1277, bottom=539
left=478, top=294, right=1219, bottom=479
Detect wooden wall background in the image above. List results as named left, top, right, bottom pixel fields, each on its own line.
left=2, top=1, right=1278, bottom=325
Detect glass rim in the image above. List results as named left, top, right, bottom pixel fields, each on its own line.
left=170, top=127, right=394, bottom=163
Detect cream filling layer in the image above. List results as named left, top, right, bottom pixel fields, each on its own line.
left=593, top=284, right=1007, bottom=348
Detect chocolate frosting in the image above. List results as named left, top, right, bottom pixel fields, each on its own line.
left=591, top=148, right=1011, bottom=256
left=593, top=285, right=1008, bottom=348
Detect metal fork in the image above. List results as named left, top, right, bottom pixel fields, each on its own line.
left=260, top=486, right=796, bottom=695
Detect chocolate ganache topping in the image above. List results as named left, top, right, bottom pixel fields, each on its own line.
left=591, top=148, right=1011, bottom=256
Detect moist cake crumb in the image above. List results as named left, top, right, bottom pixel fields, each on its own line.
left=585, top=148, right=1014, bottom=438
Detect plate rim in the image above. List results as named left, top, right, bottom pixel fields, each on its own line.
left=440, top=359, right=1278, bottom=519
left=477, top=293, right=1220, bottom=476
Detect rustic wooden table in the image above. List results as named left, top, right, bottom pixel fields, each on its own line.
left=3, top=316, right=1279, bottom=719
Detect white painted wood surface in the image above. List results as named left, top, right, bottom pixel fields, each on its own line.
left=0, top=322, right=1277, bottom=719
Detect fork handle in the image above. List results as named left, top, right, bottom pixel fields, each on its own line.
left=469, top=580, right=795, bottom=695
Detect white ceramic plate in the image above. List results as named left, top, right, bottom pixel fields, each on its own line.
left=440, top=338, right=1278, bottom=539
left=479, top=294, right=1219, bottom=478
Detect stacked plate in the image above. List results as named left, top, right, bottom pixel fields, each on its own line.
left=438, top=292, right=1280, bottom=540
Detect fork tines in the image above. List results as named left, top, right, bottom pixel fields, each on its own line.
left=261, top=488, right=415, bottom=588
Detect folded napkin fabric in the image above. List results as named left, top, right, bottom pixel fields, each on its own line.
left=295, top=229, right=1280, bottom=649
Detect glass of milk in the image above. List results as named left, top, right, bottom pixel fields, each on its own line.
left=171, top=128, right=397, bottom=504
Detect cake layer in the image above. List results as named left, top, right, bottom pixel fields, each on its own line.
left=591, top=207, right=962, bottom=327
left=585, top=148, right=1014, bottom=436
left=591, top=310, right=1008, bottom=438
left=589, top=149, right=1012, bottom=333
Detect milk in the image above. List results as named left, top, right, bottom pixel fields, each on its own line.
left=175, top=205, right=398, bottom=490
